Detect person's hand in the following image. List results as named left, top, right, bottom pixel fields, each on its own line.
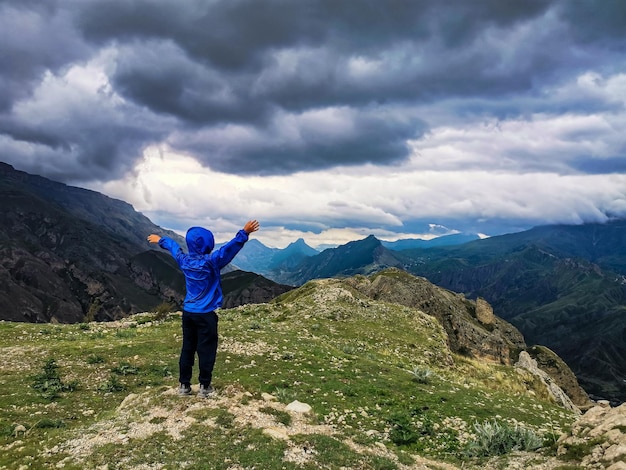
left=147, top=234, right=161, bottom=244
left=243, top=220, right=260, bottom=234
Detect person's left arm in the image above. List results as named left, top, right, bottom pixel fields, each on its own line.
left=212, top=220, right=259, bottom=269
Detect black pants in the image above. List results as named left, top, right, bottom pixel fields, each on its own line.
left=179, top=311, right=218, bottom=387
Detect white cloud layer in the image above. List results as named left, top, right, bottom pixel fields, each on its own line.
left=87, top=140, right=626, bottom=248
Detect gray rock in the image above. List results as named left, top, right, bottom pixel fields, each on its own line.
left=515, top=351, right=581, bottom=414
left=286, top=401, right=312, bottom=414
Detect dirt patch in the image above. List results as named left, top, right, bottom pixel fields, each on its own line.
left=220, top=338, right=274, bottom=356
left=0, top=346, right=45, bottom=373
left=44, top=383, right=469, bottom=469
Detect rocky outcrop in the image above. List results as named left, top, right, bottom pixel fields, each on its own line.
left=515, top=351, right=581, bottom=414
left=558, top=402, right=626, bottom=469
left=343, top=269, right=590, bottom=411
left=345, top=268, right=526, bottom=366
left=527, top=345, right=592, bottom=409
left=475, top=297, right=495, bottom=325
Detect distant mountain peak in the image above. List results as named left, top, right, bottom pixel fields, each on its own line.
left=285, top=238, right=317, bottom=253
left=348, top=234, right=381, bottom=248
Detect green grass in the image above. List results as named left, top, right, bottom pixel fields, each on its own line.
left=0, top=279, right=580, bottom=469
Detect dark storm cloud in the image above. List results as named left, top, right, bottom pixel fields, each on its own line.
left=111, top=41, right=270, bottom=125
left=0, top=1, right=91, bottom=111
left=74, top=0, right=559, bottom=111
left=559, top=0, right=626, bottom=45
left=1, top=114, right=167, bottom=182
left=0, top=0, right=625, bottom=182
left=173, top=106, right=427, bottom=174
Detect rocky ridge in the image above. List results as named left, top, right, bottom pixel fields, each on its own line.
left=557, top=402, right=626, bottom=469
left=342, top=269, right=590, bottom=408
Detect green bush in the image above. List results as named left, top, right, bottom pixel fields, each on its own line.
left=464, top=419, right=542, bottom=457
left=111, top=362, right=139, bottom=376
left=0, top=424, right=17, bottom=437
left=153, top=302, right=173, bottom=322
left=98, top=375, right=126, bottom=392
left=259, top=406, right=292, bottom=426
left=31, top=359, right=78, bottom=400
left=388, top=414, right=420, bottom=446
left=35, top=418, right=66, bottom=429
left=274, top=386, right=297, bottom=403
left=114, top=329, right=136, bottom=338
left=86, top=354, right=105, bottom=364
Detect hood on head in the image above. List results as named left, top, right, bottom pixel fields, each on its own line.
left=186, top=227, right=215, bottom=255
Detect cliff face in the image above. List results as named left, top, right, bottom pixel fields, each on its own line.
left=527, top=345, right=592, bottom=408
left=343, top=269, right=590, bottom=407
left=344, top=268, right=526, bottom=366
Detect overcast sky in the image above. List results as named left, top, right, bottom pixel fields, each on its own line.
left=2, top=0, right=625, bottom=248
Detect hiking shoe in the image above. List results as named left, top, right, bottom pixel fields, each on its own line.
left=197, top=384, right=214, bottom=398
left=179, top=383, right=192, bottom=396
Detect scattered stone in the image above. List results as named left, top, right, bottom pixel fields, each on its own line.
left=604, top=443, right=626, bottom=463
left=263, top=426, right=289, bottom=440
left=286, top=400, right=312, bottom=414
left=558, top=402, right=626, bottom=468
left=607, top=462, right=626, bottom=470
left=13, top=424, right=26, bottom=437
left=261, top=392, right=276, bottom=402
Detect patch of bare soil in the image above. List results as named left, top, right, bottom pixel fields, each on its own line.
left=45, top=384, right=466, bottom=469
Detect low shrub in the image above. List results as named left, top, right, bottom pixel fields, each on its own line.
left=411, top=366, right=433, bottom=384
left=111, top=362, right=139, bottom=376
left=31, top=359, right=78, bottom=400
left=98, top=374, right=126, bottom=392
left=464, top=419, right=542, bottom=457
left=86, top=354, right=105, bottom=364
left=153, top=302, right=173, bottom=322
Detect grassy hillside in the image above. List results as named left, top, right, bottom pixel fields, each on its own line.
left=1, top=278, right=580, bottom=469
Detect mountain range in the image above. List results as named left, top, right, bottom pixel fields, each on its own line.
left=398, top=222, right=626, bottom=404
left=0, top=162, right=290, bottom=323
left=261, top=221, right=626, bottom=403
left=2, top=161, right=625, bottom=403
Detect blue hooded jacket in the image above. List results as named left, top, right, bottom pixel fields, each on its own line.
left=158, top=227, right=249, bottom=313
